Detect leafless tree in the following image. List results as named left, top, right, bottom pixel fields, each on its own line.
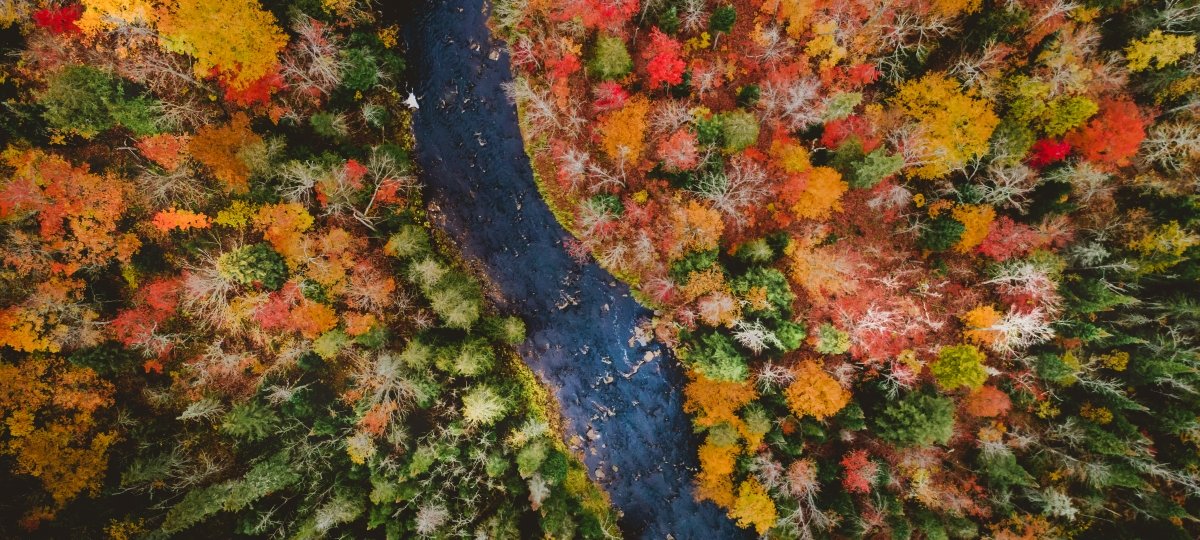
left=649, top=100, right=694, bottom=135
left=492, top=0, right=530, bottom=33
left=978, top=162, right=1038, bottom=212
left=949, top=40, right=1008, bottom=96
left=1141, top=120, right=1200, bottom=173
left=137, top=162, right=211, bottom=210
left=687, top=156, right=770, bottom=226
left=504, top=77, right=560, bottom=140
left=680, top=0, right=708, bottom=32
left=759, top=77, right=825, bottom=130
left=752, top=25, right=795, bottom=64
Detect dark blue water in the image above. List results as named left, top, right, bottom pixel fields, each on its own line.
left=399, top=2, right=748, bottom=538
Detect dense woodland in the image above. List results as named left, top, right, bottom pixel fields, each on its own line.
left=494, top=0, right=1200, bottom=538
left=0, top=1, right=618, bottom=538
left=3, top=0, right=1200, bottom=538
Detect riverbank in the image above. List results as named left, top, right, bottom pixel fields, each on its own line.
left=398, top=1, right=747, bottom=537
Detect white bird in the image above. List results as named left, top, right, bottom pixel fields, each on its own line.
left=404, top=92, right=419, bottom=110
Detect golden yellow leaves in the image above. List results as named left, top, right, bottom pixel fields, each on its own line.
left=893, top=72, right=999, bottom=180
left=600, top=97, right=651, bottom=162
left=156, top=0, right=286, bottom=89
left=784, top=359, right=850, bottom=420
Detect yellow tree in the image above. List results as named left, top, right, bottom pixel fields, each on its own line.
left=784, top=359, right=850, bottom=420
left=892, top=72, right=999, bottom=179
left=683, top=373, right=758, bottom=431
left=951, top=203, right=995, bottom=253
left=729, top=479, right=777, bottom=534
left=0, top=357, right=116, bottom=528
left=599, top=96, right=650, bottom=163
left=672, top=200, right=724, bottom=257
left=790, top=166, right=848, bottom=220
left=1126, top=30, right=1197, bottom=72
left=695, top=441, right=738, bottom=508
left=155, top=0, right=287, bottom=89
left=78, top=0, right=155, bottom=35
left=254, top=202, right=315, bottom=267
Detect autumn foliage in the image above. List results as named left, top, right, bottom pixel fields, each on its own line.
left=642, top=28, right=685, bottom=88
left=0, top=357, right=115, bottom=525
left=784, top=359, right=850, bottom=420
left=1065, top=98, right=1148, bottom=168
left=156, top=0, right=287, bottom=89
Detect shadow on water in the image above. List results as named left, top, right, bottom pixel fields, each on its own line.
left=394, top=1, right=749, bottom=538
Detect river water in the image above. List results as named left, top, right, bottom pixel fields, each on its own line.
left=398, top=1, right=747, bottom=538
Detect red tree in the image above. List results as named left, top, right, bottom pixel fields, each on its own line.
left=1065, top=98, right=1148, bottom=168
left=976, top=216, right=1043, bottom=261
left=840, top=450, right=877, bottom=494
left=593, top=81, right=629, bottom=111
left=643, top=28, right=685, bottom=88
left=1028, top=139, right=1070, bottom=168
left=964, top=385, right=1012, bottom=417
left=220, top=67, right=285, bottom=107
left=32, top=5, right=82, bottom=35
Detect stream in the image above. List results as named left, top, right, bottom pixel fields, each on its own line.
left=398, top=1, right=748, bottom=538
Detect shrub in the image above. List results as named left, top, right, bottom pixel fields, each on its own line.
left=460, top=385, right=508, bottom=426
left=39, top=65, right=159, bottom=138
left=873, top=392, right=956, bottom=447
left=784, top=360, right=850, bottom=420
left=342, top=47, right=381, bottom=92
left=921, top=214, right=966, bottom=252
left=218, top=243, right=288, bottom=290
left=730, top=267, right=793, bottom=319
left=930, top=344, right=989, bottom=390
left=720, top=110, right=759, bottom=152
left=686, top=332, right=749, bottom=382
left=589, top=35, right=632, bottom=80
